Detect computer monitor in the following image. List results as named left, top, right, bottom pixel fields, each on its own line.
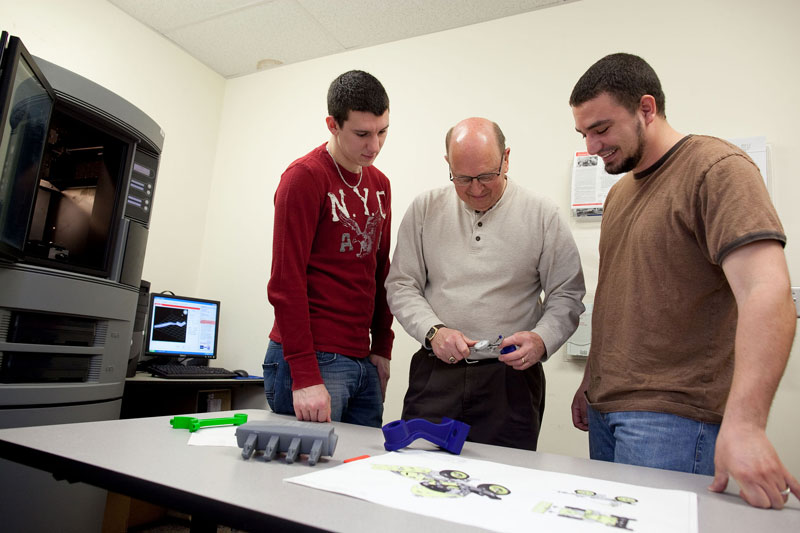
left=144, top=293, right=220, bottom=361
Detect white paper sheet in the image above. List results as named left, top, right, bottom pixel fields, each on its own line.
left=571, top=137, right=769, bottom=217
left=571, top=151, right=622, bottom=218
left=186, top=425, right=239, bottom=447
left=287, top=450, right=697, bottom=533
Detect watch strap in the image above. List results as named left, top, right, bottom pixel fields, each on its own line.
left=425, top=324, right=446, bottom=349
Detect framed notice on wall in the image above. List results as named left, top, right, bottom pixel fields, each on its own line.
left=570, top=152, right=622, bottom=219
left=570, top=137, right=771, bottom=220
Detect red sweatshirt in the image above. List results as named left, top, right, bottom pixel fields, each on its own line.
left=268, top=143, right=394, bottom=390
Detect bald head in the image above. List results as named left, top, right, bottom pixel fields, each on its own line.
left=445, top=117, right=506, bottom=159
left=444, top=117, right=509, bottom=212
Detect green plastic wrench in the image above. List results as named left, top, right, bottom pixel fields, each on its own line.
left=170, top=413, right=248, bottom=432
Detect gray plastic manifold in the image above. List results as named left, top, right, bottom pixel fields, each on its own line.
left=236, top=421, right=338, bottom=466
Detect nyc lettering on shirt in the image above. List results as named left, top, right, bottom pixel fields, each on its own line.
left=327, top=187, right=387, bottom=257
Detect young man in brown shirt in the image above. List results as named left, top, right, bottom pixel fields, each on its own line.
left=569, top=53, right=798, bottom=509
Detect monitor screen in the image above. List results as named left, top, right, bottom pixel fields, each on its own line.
left=144, top=293, right=220, bottom=360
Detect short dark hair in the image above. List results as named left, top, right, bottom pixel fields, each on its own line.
left=445, top=121, right=506, bottom=157
left=569, top=53, right=666, bottom=117
left=327, top=70, right=389, bottom=126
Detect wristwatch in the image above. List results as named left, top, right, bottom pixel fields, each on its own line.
left=425, top=324, right=446, bottom=348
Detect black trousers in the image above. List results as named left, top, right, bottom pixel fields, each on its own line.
left=401, top=346, right=545, bottom=451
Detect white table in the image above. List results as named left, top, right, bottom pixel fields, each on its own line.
left=0, top=409, right=797, bottom=532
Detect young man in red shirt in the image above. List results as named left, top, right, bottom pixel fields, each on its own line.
left=264, top=70, right=393, bottom=427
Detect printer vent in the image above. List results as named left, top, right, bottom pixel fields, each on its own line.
left=94, top=321, right=109, bottom=346
left=0, top=310, right=10, bottom=340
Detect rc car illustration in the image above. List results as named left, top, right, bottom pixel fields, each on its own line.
left=533, top=501, right=636, bottom=530
left=570, top=489, right=639, bottom=506
left=373, top=464, right=511, bottom=500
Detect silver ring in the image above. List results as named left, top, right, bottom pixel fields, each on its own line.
left=448, top=356, right=456, bottom=364
left=521, top=357, right=526, bottom=364
left=781, top=487, right=791, bottom=496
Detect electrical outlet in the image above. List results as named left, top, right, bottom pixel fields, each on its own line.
left=792, top=287, right=800, bottom=318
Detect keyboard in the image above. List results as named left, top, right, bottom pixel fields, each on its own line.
left=148, top=364, right=238, bottom=379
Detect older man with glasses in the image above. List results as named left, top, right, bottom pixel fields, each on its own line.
left=385, top=117, right=585, bottom=450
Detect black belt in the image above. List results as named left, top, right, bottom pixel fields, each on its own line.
left=424, top=350, right=501, bottom=366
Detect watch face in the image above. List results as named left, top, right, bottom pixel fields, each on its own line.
left=426, top=326, right=437, bottom=340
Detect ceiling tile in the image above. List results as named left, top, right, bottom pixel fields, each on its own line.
left=417, top=0, right=570, bottom=28
left=165, top=0, right=344, bottom=77
left=108, top=0, right=264, bottom=31
left=298, top=0, right=444, bottom=49
left=107, top=0, right=577, bottom=77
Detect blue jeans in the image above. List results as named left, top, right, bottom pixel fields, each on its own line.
left=262, top=340, right=383, bottom=428
left=587, top=406, right=719, bottom=475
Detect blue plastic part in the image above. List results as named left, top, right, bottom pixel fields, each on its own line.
left=382, top=417, right=471, bottom=454
left=500, top=344, right=517, bottom=354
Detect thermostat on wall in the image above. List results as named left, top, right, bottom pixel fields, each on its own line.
left=566, top=303, right=592, bottom=359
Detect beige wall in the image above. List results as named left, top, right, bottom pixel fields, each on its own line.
left=3, top=0, right=798, bottom=474
left=202, top=0, right=800, bottom=471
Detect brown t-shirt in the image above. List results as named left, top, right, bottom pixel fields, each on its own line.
left=588, top=135, right=785, bottom=423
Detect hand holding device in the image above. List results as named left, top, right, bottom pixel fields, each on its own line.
left=467, top=335, right=517, bottom=362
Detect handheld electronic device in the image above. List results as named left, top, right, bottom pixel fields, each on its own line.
left=467, top=335, right=517, bottom=362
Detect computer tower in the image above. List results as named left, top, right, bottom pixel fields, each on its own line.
left=127, top=279, right=151, bottom=377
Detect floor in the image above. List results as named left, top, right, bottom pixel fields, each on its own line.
left=128, top=515, right=238, bottom=532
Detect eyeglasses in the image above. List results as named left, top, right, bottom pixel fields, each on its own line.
left=449, top=156, right=504, bottom=187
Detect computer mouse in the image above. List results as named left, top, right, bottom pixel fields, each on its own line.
left=233, top=369, right=249, bottom=378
